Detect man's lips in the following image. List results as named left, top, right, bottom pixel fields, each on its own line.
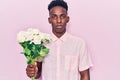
left=56, top=25, right=63, bottom=28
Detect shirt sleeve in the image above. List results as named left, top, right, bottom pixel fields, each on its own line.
left=78, top=40, right=93, bottom=71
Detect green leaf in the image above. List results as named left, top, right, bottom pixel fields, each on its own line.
left=27, top=59, right=31, bottom=64
left=26, top=56, right=31, bottom=60
left=31, top=59, right=35, bottom=64
left=37, top=56, right=43, bottom=61
left=31, top=43, right=36, bottom=50
left=35, top=44, right=41, bottom=51
left=27, top=59, right=35, bottom=65
left=39, top=48, right=49, bottom=57
left=24, top=47, right=31, bottom=55
left=41, top=45, right=46, bottom=49
left=24, top=52, right=27, bottom=57
left=19, top=42, right=26, bottom=48
left=32, top=50, right=39, bottom=59
left=30, top=52, right=34, bottom=57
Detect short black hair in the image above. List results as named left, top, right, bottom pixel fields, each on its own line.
left=48, top=0, right=68, bottom=12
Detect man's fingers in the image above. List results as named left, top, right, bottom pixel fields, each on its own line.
left=27, top=64, right=34, bottom=67
left=27, top=62, right=37, bottom=67
left=26, top=73, right=35, bottom=78
left=26, top=68, right=33, bottom=73
left=26, top=63, right=38, bottom=78
left=26, top=68, right=36, bottom=77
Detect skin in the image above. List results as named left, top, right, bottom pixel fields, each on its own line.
left=80, top=69, right=90, bottom=80
left=26, top=6, right=90, bottom=80
left=26, top=62, right=42, bottom=79
left=48, top=6, right=69, bottom=38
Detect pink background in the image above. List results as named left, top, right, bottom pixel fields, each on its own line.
left=0, top=0, right=120, bottom=80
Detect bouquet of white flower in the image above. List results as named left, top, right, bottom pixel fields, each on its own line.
left=17, top=28, right=51, bottom=80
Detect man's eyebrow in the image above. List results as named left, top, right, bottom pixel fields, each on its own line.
left=50, top=14, right=57, bottom=16
left=51, top=13, right=66, bottom=15
left=51, top=13, right=56, bottom=15
left=61, top=14, right=66, bottom=15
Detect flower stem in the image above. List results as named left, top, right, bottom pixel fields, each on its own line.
left=31, top=59, right=35, bottom=65
left=30, top=60, right=35, bottom=80
left=31, top=77, right=35, bottom=80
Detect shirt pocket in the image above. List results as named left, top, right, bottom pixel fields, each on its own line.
left=64, top=55, right=78, bottom=71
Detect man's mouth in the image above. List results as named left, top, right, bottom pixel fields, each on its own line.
left=56, top=25, right=63, bottom=29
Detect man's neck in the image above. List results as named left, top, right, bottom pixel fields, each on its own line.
left=53, top=31, right=66, bottom=38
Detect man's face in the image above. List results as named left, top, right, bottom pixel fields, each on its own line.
left=48, top=6, right=69, bottom=34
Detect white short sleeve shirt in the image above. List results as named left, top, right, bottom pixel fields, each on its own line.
left=40, top=32, right=93, bottom=80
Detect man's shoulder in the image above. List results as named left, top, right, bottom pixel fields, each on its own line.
left=68, top=33, right=86, bottom=43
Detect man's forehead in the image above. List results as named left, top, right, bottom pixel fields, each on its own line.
left=49, top=6, right=67, bottom=14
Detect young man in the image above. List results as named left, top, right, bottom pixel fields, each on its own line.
left=26, top=0, right=92, bottom=80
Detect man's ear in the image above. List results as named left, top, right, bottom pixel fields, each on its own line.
left=48, top=17, right=51, bottom=24
left=66, top=16, right=70, bottom=23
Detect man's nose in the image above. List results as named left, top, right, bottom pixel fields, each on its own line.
left=57, top=17, right=62, bottom=23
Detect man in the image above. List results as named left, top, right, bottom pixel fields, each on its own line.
left=26, top=0, right=92, bottom=80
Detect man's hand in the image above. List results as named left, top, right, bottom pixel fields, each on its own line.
left=80, top=69, right=90, bottom=80
left=26, top=63, right=38, bottom=78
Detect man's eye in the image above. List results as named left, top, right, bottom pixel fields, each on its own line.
left=61, top=15, right=66, bottom=19
left=51, top=15, right=57, bottom=19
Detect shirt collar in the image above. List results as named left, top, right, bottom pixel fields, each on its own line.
left=51, top=32, right=69, bottom=42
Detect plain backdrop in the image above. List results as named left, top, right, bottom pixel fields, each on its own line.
left=0, top=0, right=120, bottom=80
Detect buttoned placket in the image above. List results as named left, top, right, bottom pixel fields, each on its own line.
left=56, top=39, right=61, bottom=80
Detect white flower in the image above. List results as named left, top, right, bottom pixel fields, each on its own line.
left=17, top=31, right=27, bottom=42
left=39, top=33, right=45, bottom=40
left=25, top=31, right=34, bottom=41
left=17, top=28, right=51, bottom=44
left=27, top=28, right=40, bottom=35
left=41, top=33, right=51, bottom=43
left=44, top=34, right=51, bottom=41
left=32, top=35, right=42, bottom=44
left=24, top=28, right=40, bottom=41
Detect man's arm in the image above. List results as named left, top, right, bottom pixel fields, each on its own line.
left=35, top=61, right=42, bottom=79
left=80, top=69, right=90, bottom=80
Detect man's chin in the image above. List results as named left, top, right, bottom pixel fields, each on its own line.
left=53, top=28, right=66, bottom=34
left=55, top=30, right=66, bottom=34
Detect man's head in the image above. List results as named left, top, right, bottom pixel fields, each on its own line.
left=48, top=0, right=68, bottom=13
left=48, top=0, right=69, bottom=36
